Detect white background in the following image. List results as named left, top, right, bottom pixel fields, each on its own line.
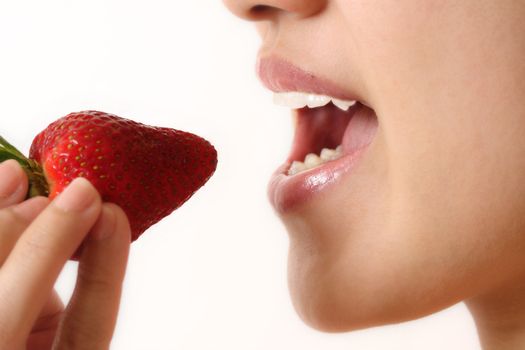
left=0, top=1, right=481, bottom=349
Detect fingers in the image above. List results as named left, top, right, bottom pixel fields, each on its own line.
left=0, top=178, right=102, bottom=345
left=0, top=160, right=28, bottom=208
left=26, top=290, right=64, bottom=350
left=54, top=203, right=131, bottom=350
left=0, top=196, right=49, bottom=266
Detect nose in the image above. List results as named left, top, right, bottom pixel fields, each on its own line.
left=223, top=0, right=327, bottom=21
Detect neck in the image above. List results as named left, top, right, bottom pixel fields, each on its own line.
left=467, top=276, right=525, bottom=350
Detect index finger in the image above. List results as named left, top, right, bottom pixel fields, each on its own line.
left=0, top=178, right=102, bottom=345
left=0, top=160, right=28, bottom=209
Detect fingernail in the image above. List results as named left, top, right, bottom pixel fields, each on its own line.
left=90, top=205, right=116, bottom=240
left=0, top=160, right=24, bottom=199
left=54, top=178, right=98, bottom=212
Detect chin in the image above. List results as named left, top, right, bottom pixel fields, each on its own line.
left=283, top=221, right=375, bottom=332
left=282, top=211, right=468, bottom=334
left=287, top=255, right=378, bottom=332
left=286, top=248, right=431, bottom=333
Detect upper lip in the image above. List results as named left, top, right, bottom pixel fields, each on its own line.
left=256, top=56, right=361, bottom=102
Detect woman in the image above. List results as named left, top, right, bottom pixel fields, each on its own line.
left=223, top=1, right=525, bottom=348
left=0, top=1, right=524, bottom=349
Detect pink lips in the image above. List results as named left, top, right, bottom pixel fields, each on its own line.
left=257, top=57, right=361, bottom=101
left=259, top=56, right=378, bottom=213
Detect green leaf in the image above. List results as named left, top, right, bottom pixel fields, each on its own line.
left=0, top=135, right=27, bottom=160
left=0, top=135, right=49, bottom=198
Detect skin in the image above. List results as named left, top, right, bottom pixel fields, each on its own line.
left=1, top=1, right=524, bottom=349
left=223, top=0, right=525, bottom=348
left=0, top=160, right=130, bottom=350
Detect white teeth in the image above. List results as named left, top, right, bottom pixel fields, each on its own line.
left=289, top=161, right=307, bottom=175
left=273, top=92, right=315, bottom=109
left=306, top=94, right=331, bottom=108
left=273, top=92, right=357, bottom=112
left=304, top=153, right=322, bottom=168
left=332, top=98, right=357, bottom=111
left=288, top=146, right=344, bottom=176
left=320, top=148, right=337, bottom=161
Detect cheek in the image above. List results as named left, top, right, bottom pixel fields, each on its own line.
left=354, top=0, right=525, bottom=298
left=278, top=0, right=525, bottom=333
left=369, top=0, right=525, bottom=298
left=280, top=89, right=525, bottom=332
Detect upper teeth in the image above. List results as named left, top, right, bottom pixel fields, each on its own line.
left=273, top=92, right=357, bottom=111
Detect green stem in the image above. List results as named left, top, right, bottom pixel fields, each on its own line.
left=0, top=135, right=49, bottom=198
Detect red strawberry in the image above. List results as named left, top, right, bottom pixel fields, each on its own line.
left=0, top=110, right=217, bottom=248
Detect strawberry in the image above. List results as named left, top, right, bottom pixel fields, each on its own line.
left=0, top=110, right=217, bottom=248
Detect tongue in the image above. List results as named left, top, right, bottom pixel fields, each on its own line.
left=342, top=105, right=378, bottom=154
left=293, top=104, right=351, bottom=160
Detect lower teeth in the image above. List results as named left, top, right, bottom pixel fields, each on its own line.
left=288, top=145, right=343, bottom=176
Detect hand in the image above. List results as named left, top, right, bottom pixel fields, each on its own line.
left=0, top=160, right=131, bottom=350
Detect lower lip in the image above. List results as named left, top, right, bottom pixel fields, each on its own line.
left=268, top=106, right=377, bottom=213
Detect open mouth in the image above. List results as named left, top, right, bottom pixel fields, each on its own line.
left=258, top=57, right=379, bottom=211
left=273, top=92, right=378, bottom=176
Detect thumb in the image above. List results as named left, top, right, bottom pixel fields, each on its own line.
left=53, top=203, right=131, bottom=350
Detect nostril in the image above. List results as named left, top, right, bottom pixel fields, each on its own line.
left=252, top=5, right=269, bottom=13
left=224, top=0, right=327, bottom=21
left=249, top=4, right=277, bottom=19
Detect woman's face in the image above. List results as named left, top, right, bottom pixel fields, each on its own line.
left=224, top=0, right=525, bottom=331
